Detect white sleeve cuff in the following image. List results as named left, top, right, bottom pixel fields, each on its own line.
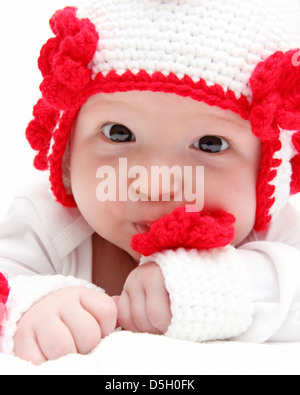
left=0, top=275, right=100, bottom=355
left=141, top=246, right=254, bottom=342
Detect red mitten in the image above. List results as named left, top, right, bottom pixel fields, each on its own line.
left=0, top=273, right=10, bottom=325
left=131, top=206, right=235, bottom=256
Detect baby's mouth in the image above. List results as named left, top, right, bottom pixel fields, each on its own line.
left=134, top=222, right=152, bottom=234
left=131, top=207, right=236, bottom=256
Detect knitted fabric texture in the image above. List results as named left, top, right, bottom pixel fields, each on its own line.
left=1, top=275, right=99, bottom=355
left=140, top=248, right=253, bottom=342
left=131, top=206, right=235, bottom=256
left=25, top=0, right=300, bottom=231
left=134, top=205, right=253, bottom=341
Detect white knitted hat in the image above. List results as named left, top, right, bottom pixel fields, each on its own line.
left=26, top=0, right=300, bottom=231
left=77, top=0, right=298, bottom=100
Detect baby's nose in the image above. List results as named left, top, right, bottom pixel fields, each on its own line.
left=128, top=165, right=183, bottom=203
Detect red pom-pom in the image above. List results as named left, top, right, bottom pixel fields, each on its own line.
left=131, top=206, right=235, bottom=256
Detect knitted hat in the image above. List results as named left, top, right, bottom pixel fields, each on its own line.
left=26, top=0, right=300, bottom=231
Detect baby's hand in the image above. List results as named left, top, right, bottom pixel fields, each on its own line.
left=116, top=262, right=172, bottom=334
left=14, top=287, right=117, bottom=365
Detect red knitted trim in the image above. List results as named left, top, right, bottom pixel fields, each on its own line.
left=28, top=6, right=253, bottom=211
left=26, top=99, right=60, bottom=170
left=26, top=7, right=300, bottom=231
left=131, top=207, right=235, bottom=256
left=45, top=71, right=252, bottom=208
left=88, top=70, right=251, bottom=119
left=47, top=67, right=287, bottom=232
left=291, top=154, right=300, bottom=195
left=291, top=132, right=300, bottom=195
left=49, top=111, right=77, bottom=207
left=249, top=50, right=300, bottom=229
left=254, top=140, right=282, bottom=231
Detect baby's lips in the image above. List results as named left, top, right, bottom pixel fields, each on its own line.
left=131, top=206, right=236, bottom=256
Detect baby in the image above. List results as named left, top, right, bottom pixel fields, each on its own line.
left=1, top=0, right=300, bottom=365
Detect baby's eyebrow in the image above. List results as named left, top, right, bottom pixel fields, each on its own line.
left=196, top=112, right=250, bottom=131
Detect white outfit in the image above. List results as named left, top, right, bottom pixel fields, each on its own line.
left=1, top=175, right=300, bottom=354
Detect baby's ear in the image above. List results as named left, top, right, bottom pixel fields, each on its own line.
left=131, top=206, right=235, bottom=256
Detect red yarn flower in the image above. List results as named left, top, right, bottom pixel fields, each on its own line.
left=250, top=49, right=300, bottom=202
left=250, top=50, right=300, bottom=142
left=38, top=7, right=99, bottom=110
left=131, top=206, right=235, bottom=256
left=26, top=7, right=99, bottom=172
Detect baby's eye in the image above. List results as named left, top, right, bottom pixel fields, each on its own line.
left=192, top=135, right=230, bottom=153
left=102, top=123, right=135, bottom=143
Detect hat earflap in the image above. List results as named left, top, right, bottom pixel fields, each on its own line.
left=26, top=6, right=99, bottom=205
left=250, top=50, right=300, bottom=230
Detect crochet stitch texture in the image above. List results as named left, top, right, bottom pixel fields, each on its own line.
left=131, top=207, right=235, bottom=256
left=25, top=0, right=300, bottom=231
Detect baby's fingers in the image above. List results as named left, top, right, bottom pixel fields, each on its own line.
left=79, top=289, right=117, bottom=338
left=55, top=289, right=117, bottom=355
left=60, top=305, right=101, bottom=355
left=14, top=327, right=47, bottom=366
left=36, top=318, right=77, bottom=361
left=116, top=290, right=139, bottom=332
left=117, top=289, right=161, bottom=334
left=146, top=285, right=172, bottom=334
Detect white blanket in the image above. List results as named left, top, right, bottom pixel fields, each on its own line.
left=1, top=331, right=300, bottom=375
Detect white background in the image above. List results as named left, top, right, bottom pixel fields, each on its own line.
left=0, top=0, right=69, bottom=219
left=0, top=0, right=299, bottom=220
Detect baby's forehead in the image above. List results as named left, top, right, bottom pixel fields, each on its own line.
left=82, top=90, right=250, bottom=127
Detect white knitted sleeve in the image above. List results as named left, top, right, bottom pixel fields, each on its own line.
left=141, top=246, right=254, bottom=342
left=0, top=275, right=100, bottom=355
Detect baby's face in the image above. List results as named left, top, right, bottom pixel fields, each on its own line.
left=70, top=91, right=261, bottom=260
